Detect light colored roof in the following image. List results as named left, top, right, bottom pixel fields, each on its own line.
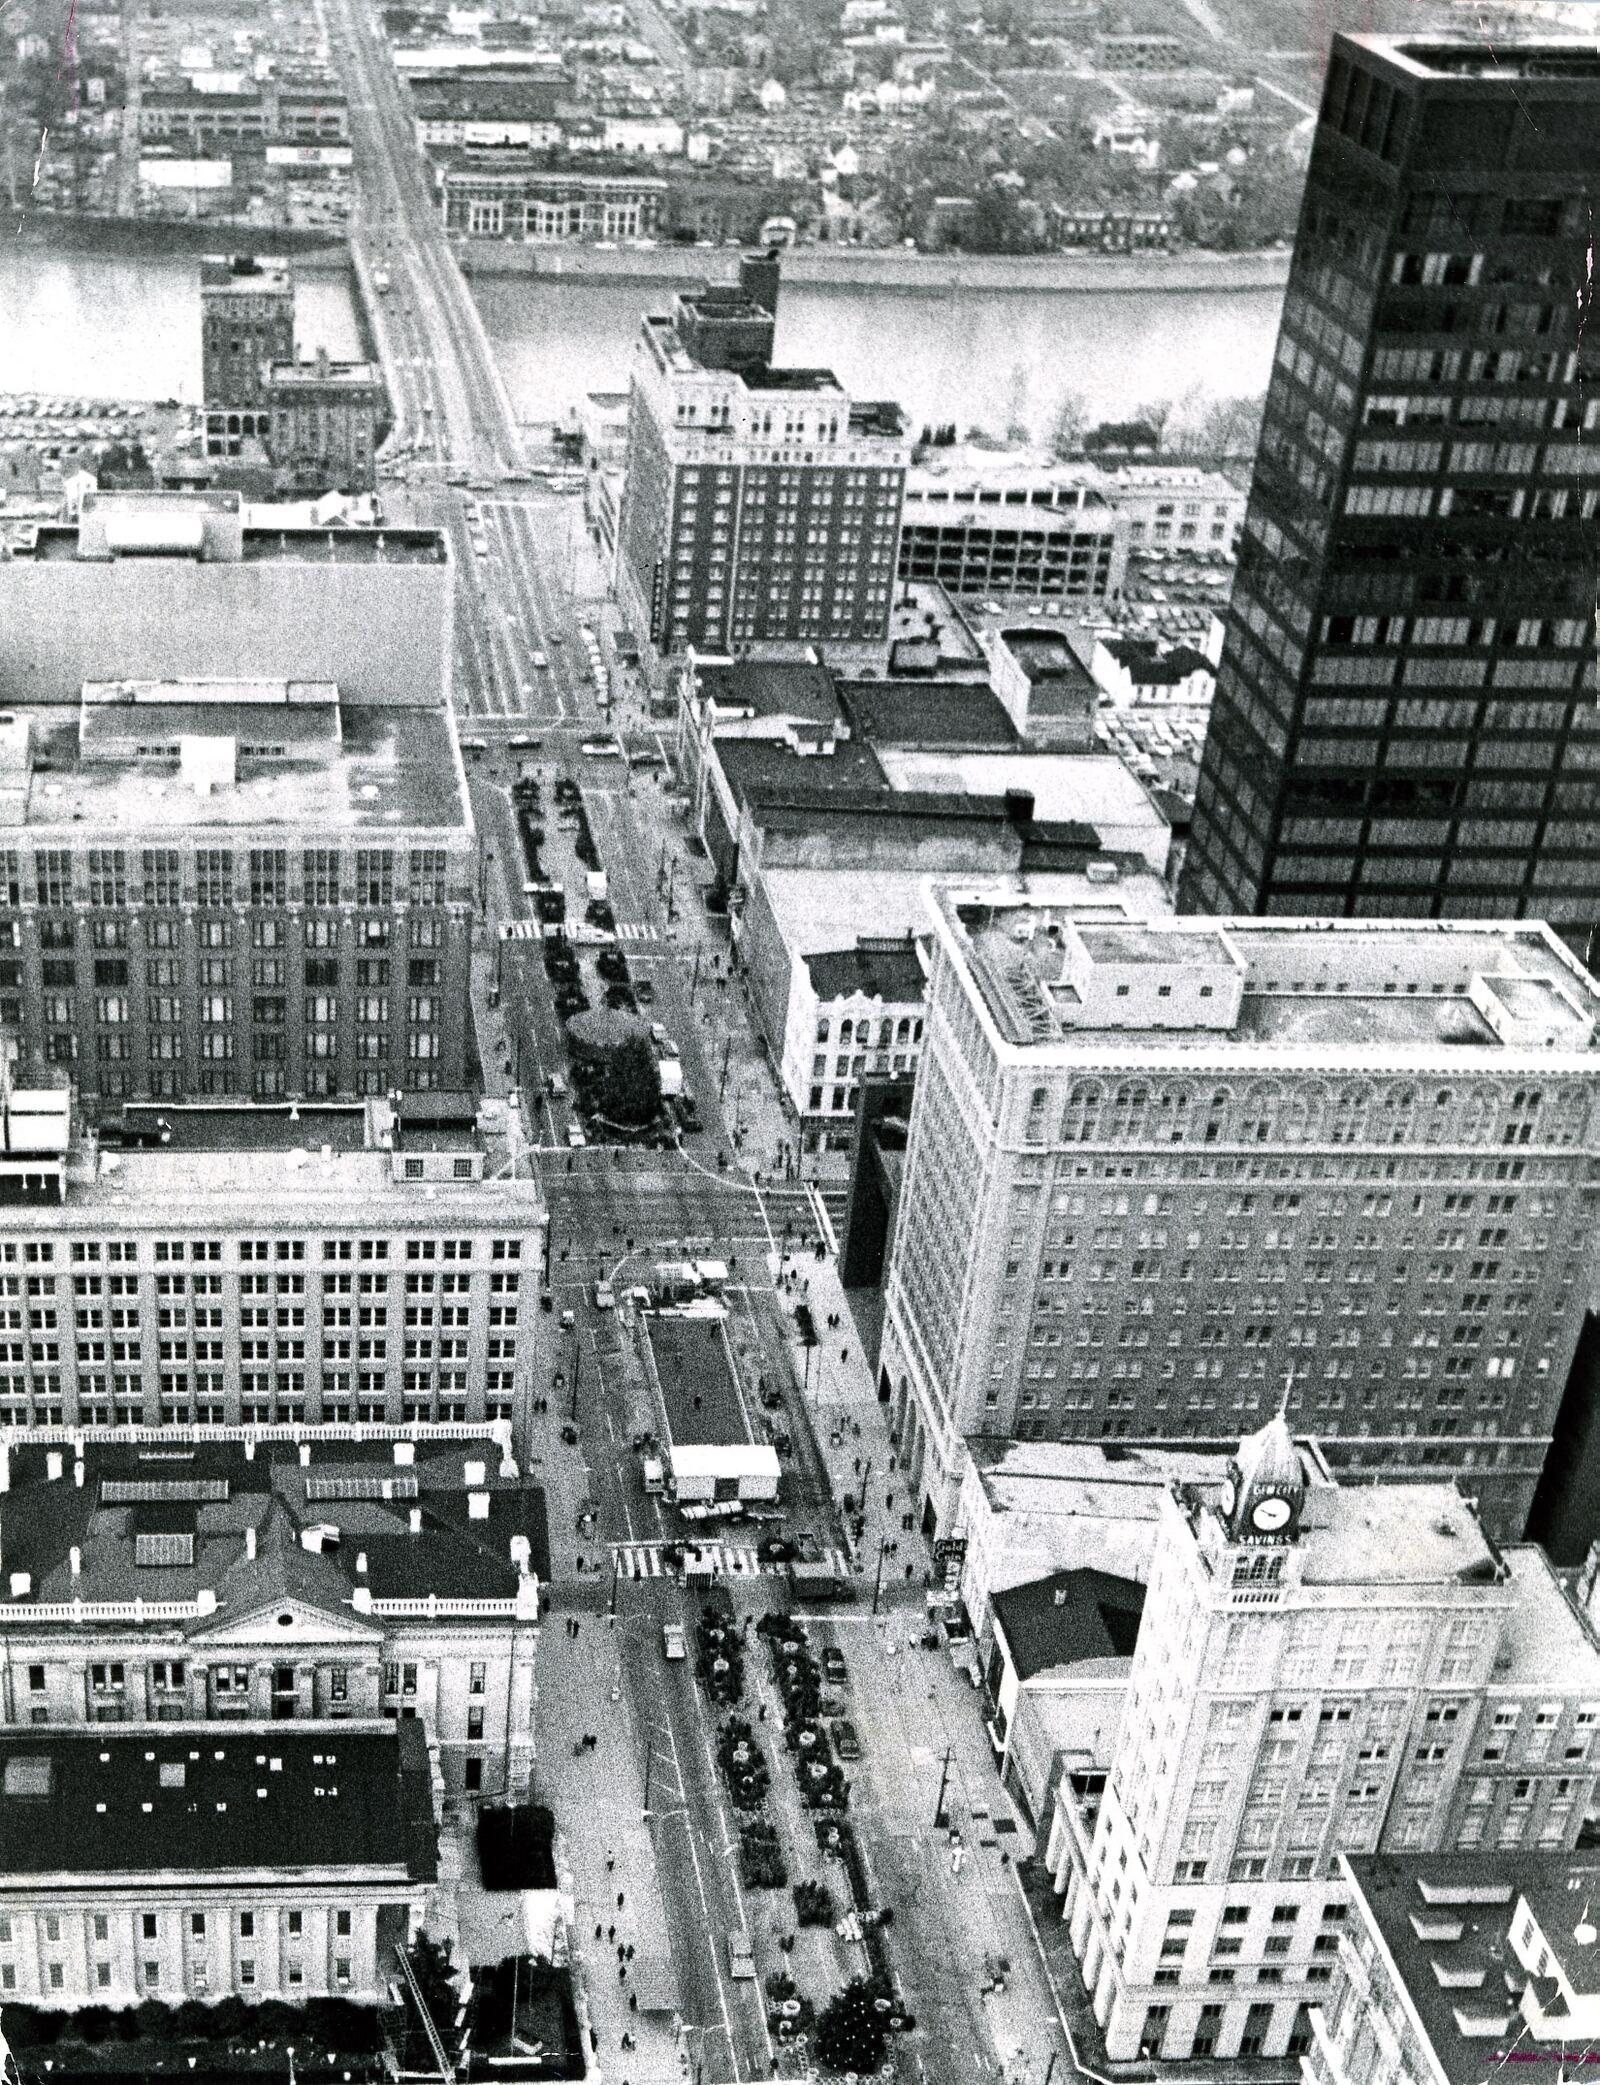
left=875, top=750, right=1168, bottom=868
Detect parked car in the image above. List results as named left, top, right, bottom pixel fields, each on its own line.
left=728, top=1937, right=756, bottom=1981
left=663, top=1622, right=686, bottom=1661
left=634, top=978, right=656, bottom=1005
left=567, top=1124, right=587, bottom=1148
left=580, top=737, right=623, bottom=759
left=833, top=1719, right=861, bottom=1761
left=594, top=1280, right=615, bottom=1310
left=823, top=1647, right=848, bottom=1686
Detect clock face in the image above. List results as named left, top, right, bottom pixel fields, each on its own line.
left=1251, top=1495, right=1292, bottom=1533
left=1219, top=1477, right=1237, bottom=1518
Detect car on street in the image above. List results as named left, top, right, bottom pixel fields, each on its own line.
left=634, top=978, right=655, bottom=1004
left=580, top=738, right=623, bottom=759
left=594, top=1279, right=615, bottom=1309
left=567, top=1123, right=587, bottom=1147
left=823, top=1647, right=848, bottom=1686
left=663, top=1622, right=686, bottom=1661
left=547, top=1072, right=567, bottom=1097
left=728, top=1937, right=756, bottom=1981
left=531, top=651, right=547, bottom=668
left=833, top=1719, right=861, bottom=1760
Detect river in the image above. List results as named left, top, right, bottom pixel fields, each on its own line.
left=0, top=244, right=1285, bottom=439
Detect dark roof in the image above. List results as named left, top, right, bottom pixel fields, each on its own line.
left=698, top=658, right=840, bottom=726
left=1344, top=1852, right=1600, bottom=2085
left=1016, top=819, right=1109, bottom=867
left=0, top=1723, right=436, bottom=1881
left=1084, top=421, right=1160, bottom=453
left=805, top=944, right=926, bottom=1005
left=645, top=1314, right=750, bottom=1451
left=990, top=1568, right=1145, bottom=1682
left=836, top=679, right=1020, bottom=751
left=1001, top=629, right=1097, bottom=692
left=713, top=735, right=889, bottom=811
left=0, top=1439, right=549, bottom=1611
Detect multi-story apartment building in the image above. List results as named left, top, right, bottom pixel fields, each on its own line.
left=1095, top=465, right=1244, bottom=556
left=1309, top=1849, right=1600, bottom=2085
left=264, top=350, right=388, bottom=494
left=434, top=155, right=668, bottom=242
left=200, top=255, right=294, bottom=420
left=882, top=890, right=1600, bottom=1539
left=614, top=253, right=908, bottom=658
left=1180, top=35, right=1600, bottom=953
left=0, top=681, right=472, bottom=1104
left=1043, top=1425, right=1600, bottom=2064
left=0, top=1091, right=545, bottom=1437
left=2, top=491, right=453, bottom=712
left=0, top=1431, right=541, bottom=1804
left=0, top=1723, right=436, bottom=2007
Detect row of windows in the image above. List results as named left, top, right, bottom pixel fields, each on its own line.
left=14, top=850, right=452, bottom=911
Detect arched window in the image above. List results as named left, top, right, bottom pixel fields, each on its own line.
left=1383, top=1086, right=1417, bottom=1146
left=1241, top=1082, right=1280, bottom=1144
left=896, top=1018, right=911, bottom=1044
left=1203, top=1087, right=1232, bottom=1144
left=1460, top=1087, right=1497, bottom=1143
left=1157, top=1086, right=1192, bottom=1144
left=1328, top=1085, right=1372, bottom=1146
left=1062, top=1082, right=1102, bottom=1142
left=1023, top=1084, right=1049, bottom=1146
left=838, top=1019, right=853, bottom=1047
left=1425, top=1089, right=1453, bottom=1146
left=1110, top=1082, right=1152, bottom=1141
left=1281, top=1083, right=1324, bottom=1144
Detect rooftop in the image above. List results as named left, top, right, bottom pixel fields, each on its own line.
left=991, top=1568, right=1145, bottom=1683
left=805, top=941, right=926, bottom=1006
left=643, top=1313, right=751, bottom=1451
left=0, top=1723, right=436, bottom=1882
left=1286, top=1483, right=1501, bottom=1589
left=7, top=697, right=470, bottom=836
left=836, top=680, right=1019, bottom=751
left=265, top=358, right=384, bottom=392
left=1344, top=1850, right=1600, bottom=2084
left=695, top=657, right=841, bottom=728
left=939, top=903, right=1600, bottom=1060
left=1000, top=628, right=1098, bottom=691
left=200, top=256, right=291, bottom=294
left=970, top=1435, right=1320, bottom=1522
left=0, top=1433, right=549, bottom=1611
left=875, top=751, right=1168, bottom=868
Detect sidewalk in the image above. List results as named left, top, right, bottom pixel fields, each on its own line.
left=537, top=1618, right=685, bottom=2085
left=775, top=1245, right=929, bottom=1604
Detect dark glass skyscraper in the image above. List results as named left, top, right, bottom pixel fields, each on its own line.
left=1180, top=36, right=1599, bottom=954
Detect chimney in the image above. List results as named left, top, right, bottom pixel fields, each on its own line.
left=45, top=1451, right=62, bottom=1483
left=509, top=1534, right=531, bottom=1571
left=316, top=346, right=330, bottom=381
left=464, top=1460, right=487, bottom=1487
left=69, top=1546, right=80, bottom=1578
left=0, top=1444, right=9, bottom=1495
left=408, top=1507, right=423, bottom=1536
left=468, top=1492, right=490, bottom=1521
left=73, top=1460, right=84, bottom=1489
left=298, top=1442, right=311, bottom=1467
left=8, top=1572, right=29, bottom=1599
left=352, top=1585, right=372, bottom=1614
left=196, top=1588, right=217, bottom=1616
left=300, top=1527, right=324, bottom=1554
left=245, top=1526, right=257, bottom=1562
left=244, top=1440, right=256, bottom=1462
left=356, top=1551, right=367, bottom=1575
left=394, top=1442, right=415, bottom=1467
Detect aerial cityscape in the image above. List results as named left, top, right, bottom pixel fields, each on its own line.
left=0, top=1, right=1596, bottom=2083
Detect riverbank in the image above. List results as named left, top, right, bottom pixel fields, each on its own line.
left=12, top=209, right=349, bottom=264
left=458, top=239, right=1292, bottom=293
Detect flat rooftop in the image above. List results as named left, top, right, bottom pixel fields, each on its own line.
left=1345, top=1850, right=1600, bottom=2083
left=13, top=700, right=469, bottom=835
left=876, top=751, right=1168, bottom=868
left=837, top=680, right=1018, bottom=750
left=940, top=903, right=1600, bottom=1058
left=17, top=523, right=446, bottom=566
left=1287, top=1483, right=1501, bottom=1588
left=644, top=1313, right=751, bottom=1451
left=991, top=1568, right=1144, bottom=1682
left=0, top=1724, right=436, bottom=1882
left=805, top=942, right=925, bottom=1005
left=970, top=1435, right=1303, bottom=1522
left=697, top=658, right=841, bottom=727
left=0, top=1434, right=549, bottom=1609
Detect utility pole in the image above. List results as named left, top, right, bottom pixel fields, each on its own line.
left=719, top=1035, right=732, bottom=1098
left=608, top=1547, right=620, bottom=1618
left=871, top=1536, right=889, bottom=1616
left=688, top=946, right=702, bottom=1006
left=933, top=1744, right=953, bottom=1831
left=665, top=855, right=677, bottom=923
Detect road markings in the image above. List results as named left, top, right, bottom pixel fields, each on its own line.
left=616, top=923, right=660, bottom=942
left=612, top=1539, right=853, bottom=1581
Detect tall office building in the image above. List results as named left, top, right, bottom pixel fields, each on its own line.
left=1043, top=1423, right=1600, bottom=2064
left=881, top=885, right=1600, bottom=1541
left=614, top=253, right=908, bottom=658
left=265, top=349, right=388, bottom=493
left=200, top=255, right=295, bottom=424
left=1179, top=37, right=1599, bottom=949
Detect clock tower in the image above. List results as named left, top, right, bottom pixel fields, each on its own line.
left=1220, top=1410, right=1305, bottom=1543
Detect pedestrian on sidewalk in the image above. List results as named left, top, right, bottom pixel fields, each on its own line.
left=617, top=1944, right=625, bottom=1962
left=617, top=1891, right=625, bottom=1909
left=626, top=1945, right=634, bottom=1961
left=629, top=1994, right=638, bottom=2014
left=594, top=1924, right=603, bottom=1941
left=619, top=1965, right=627, bottom=1984
left=606, top=1849, right=616, bottom=1871
left=608, top=1924, right=616, bottom=1944
left=591, top=2030, right=600, bottom=2054
left=886, top=1492, right=894, bottom=1511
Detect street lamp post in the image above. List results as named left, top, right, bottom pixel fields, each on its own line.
left=871, top=1536, right=890, bottom=1617
left=568, top=1328, right=581, bottom=1426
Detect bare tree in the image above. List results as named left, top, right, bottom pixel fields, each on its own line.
left=1132, top=397, right=1174, bottom=444
left=1049, top=388, right=1089, bottom=459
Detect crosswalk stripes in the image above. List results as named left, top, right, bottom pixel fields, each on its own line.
left=615, top=923, right=660, bottom=942
left=611, top=1539, right=854, bottom=1581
